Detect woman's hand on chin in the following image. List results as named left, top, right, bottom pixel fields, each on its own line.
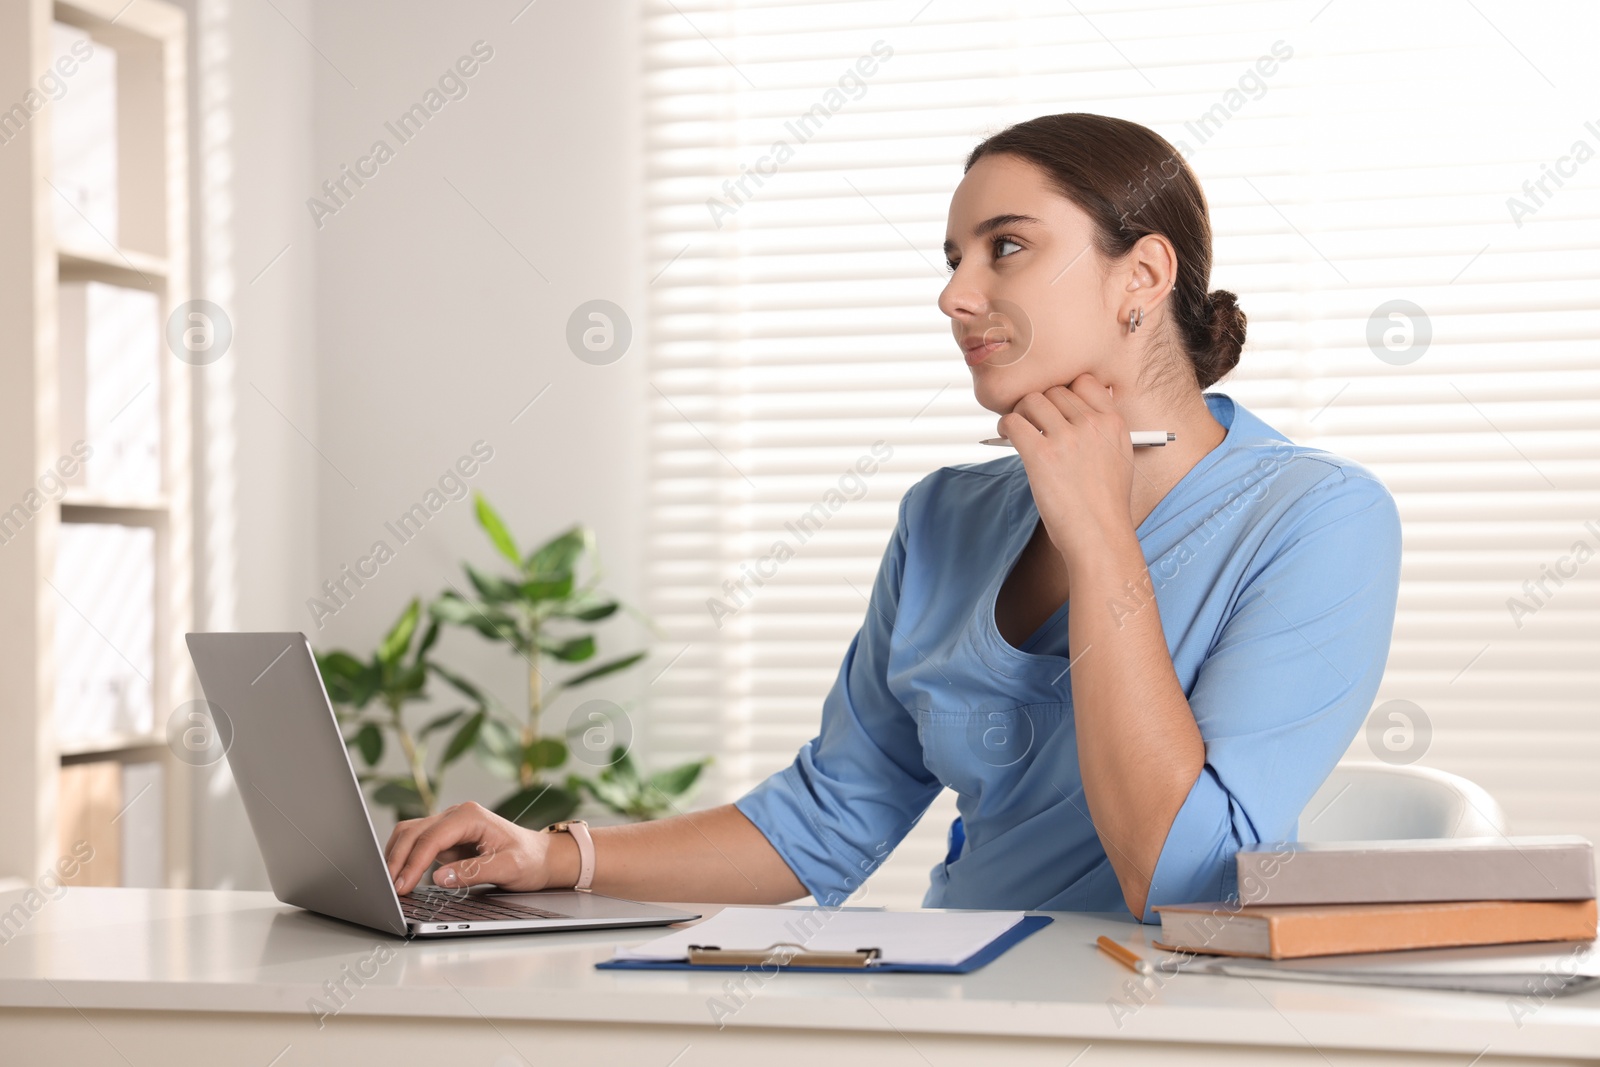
left=997, top=372, right=1136, bottom=563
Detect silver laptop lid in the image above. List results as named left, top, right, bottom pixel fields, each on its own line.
left=186, top=632, right=408, bottom=936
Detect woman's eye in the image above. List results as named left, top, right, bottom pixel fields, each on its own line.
left=944, top=237, right=1020, bottom=272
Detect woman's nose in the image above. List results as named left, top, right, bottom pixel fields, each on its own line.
left=939, top=276, right=986, bottom=322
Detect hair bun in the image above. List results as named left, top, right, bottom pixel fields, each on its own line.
left=1202, top=289, right=1246, bottom=384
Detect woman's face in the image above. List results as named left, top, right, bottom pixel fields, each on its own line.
left=939, top=153, right=1129, bottom=416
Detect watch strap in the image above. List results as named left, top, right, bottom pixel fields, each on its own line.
left=550, top=820, right=595, bottom=891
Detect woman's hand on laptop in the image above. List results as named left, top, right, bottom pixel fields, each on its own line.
left=385, top=801, right=573, bottom=895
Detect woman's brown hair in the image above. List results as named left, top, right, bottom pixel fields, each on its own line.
left=965, top=113, right=1246, bottom=392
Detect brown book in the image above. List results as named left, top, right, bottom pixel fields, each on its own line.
left=57, top=760, right=121, bottom=887
left=1151, top=898, right=1598, bottom=960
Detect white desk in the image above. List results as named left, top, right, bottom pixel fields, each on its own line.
left=1, top=888, right=1597, bottom=1066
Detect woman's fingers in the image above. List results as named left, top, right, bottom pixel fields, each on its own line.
left=433, top=840, right=524, bottom=889
left=1044, top=384, right=1091, bottom=424
left=384, top=817, right=428, bottom=872
left=1006, top=378, right=1113, bottom=440
left=391, top=803, right=495, bottom=894
left=1039, top=378, right=1125, bottom=454
left=1065, top=372, right=1115, bottom=413
left=1002, top=391, right=1069, bottom=439
left=430, top=844, right=478, bottom=866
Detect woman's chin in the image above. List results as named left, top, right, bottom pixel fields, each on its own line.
left=971, top=364, right=1091, bottom=415
left=970, top=374, right=1038, bottom=417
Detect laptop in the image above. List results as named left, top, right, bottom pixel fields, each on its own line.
left=185, top=631, right=700, bottom=938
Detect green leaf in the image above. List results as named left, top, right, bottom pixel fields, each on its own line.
left=544, top=599, right=620, bottom=623
left=538, top=635, right=595, bottom=663
left=525, top=527, right=588, bottom=577
left=431, top=594, right=520, bottom=644
left=476, top=717, right=522, bottom=780
left=317, top=650, right=367, bottom=682
left=474, top=492, right=521, bottom=566
left=520, top=573, right=575, bottom=602
left=442, top=710, right=485, bottom=767
left=492, top=784, right=579, bottom=830
left=371, top=779, right=422, bottom=810
left=419, top=709, right=467, bottom=738
left=464, top=562, right=521, bottom=604
left=378, top=599, right=422, bottom=666
left=428, top=593, right=473, bottom=623
left=319, top=654, right=381, bottom=708
left=565, top=600, right=620, bottom=622
left=558, top=651, right=647, bottom=690
left=524, top=737, right=568, bottom=771
left=415, top=618, right=441, bottom=661
left=606, top=746, right=642, bottom=783
left=648, top=756, right=711, bottom=799
left=353, top=722, right=383, bottom=766
left=429, top=663, right=482, bottom=702
left=391, top=661, right=428, bottom=699
left=572, top=772, right=638, bottom=816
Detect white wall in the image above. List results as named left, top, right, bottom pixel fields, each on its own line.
left=183, top=0, right=319, bottom=888
left=189, top=0, right=650, bottom=887
left=245, top=1, right=647, bottom=875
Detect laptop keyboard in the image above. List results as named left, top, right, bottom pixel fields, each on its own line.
left=401, top=892, right=572, bottom=923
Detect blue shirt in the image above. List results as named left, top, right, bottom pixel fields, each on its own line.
left=733, top=391, right=1403, bottom=922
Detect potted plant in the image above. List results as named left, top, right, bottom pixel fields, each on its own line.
left=427, top=492, right=710, bottom=828
left=315, top=598, right=489, bottom=821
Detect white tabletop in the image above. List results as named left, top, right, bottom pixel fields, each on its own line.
left=1, top=888, right=1597, bottom=1060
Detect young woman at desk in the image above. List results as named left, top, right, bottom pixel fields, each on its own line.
left=385, top=113, right=1403, bottom=924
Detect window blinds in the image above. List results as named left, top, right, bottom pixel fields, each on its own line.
left=641, top=0, right=1600, bottom=908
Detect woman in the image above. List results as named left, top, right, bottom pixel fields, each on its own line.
left=386, top=113, right=1402, bottom=923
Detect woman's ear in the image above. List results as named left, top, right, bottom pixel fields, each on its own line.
left=1115, top=233, right=1177, bottom=331
left=1126, top=233, right=1178, bottom=300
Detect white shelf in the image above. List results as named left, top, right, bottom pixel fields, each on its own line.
left=61, top=490, right=171, bottom=514
left=58, top=733, right=166, bottom=760
left=58, top=242, right=168, bottom=286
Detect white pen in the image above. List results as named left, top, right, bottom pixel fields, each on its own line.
left=980, top=430, right=1175, bottom=448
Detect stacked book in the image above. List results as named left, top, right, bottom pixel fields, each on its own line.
left=1153, top=836, right=1597, bottom=961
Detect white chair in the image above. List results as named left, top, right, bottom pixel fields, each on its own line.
left=1296, top=762, right=1509, bottom=842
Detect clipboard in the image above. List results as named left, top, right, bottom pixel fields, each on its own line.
left=596, top=913, right=1052, bottom=973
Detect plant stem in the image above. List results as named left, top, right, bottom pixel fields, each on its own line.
left=521, top=640, right=542, bottom=789
left=391, top=699, right=437, bottom=814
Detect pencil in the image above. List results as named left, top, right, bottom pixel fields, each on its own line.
left=1096, top=935, right=1154, bottom=976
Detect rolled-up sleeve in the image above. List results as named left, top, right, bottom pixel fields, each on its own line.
left=1139, top=467, right=1403, bottom=923
left=734, top=486, right=943, bottom=907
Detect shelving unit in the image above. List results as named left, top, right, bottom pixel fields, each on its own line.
left=0, top=0, right=192, bottom=888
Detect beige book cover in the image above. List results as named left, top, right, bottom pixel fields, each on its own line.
left=1235, top=835, right=1596, bottom=905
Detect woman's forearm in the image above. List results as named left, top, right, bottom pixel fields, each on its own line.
left=1064, top=524, right=1205, bottom=918
left=548, top=803, right=809, bottom=904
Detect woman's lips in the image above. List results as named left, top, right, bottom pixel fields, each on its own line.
left=965, top=339, right=1008, bottom=367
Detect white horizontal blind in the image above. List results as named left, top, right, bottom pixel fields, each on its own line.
left=641, top=0, right=1600, bottom=907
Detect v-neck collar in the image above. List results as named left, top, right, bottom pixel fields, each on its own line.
left=974, top=392, right=1241, bottom=673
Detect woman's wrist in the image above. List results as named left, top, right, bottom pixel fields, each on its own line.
left=1061, top=521, right=1142, bottom=588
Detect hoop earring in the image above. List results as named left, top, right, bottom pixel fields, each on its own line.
left=1127, top=307, right=1143, bottom=334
